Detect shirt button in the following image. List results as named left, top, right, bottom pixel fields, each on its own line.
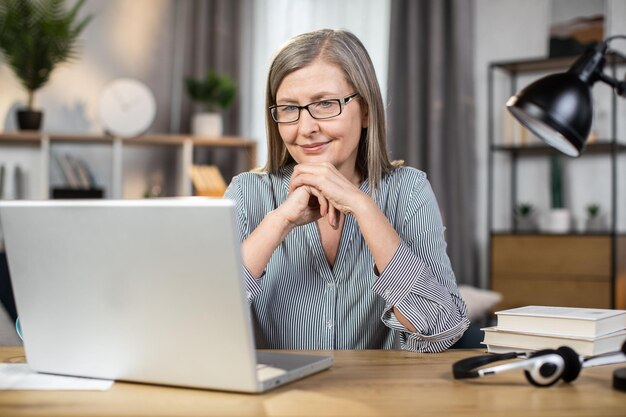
left=383, top=289, right=391, bottom=298
left=326, top=320, right=333, bottom=329
left=327, top=282, right=335, bottom=290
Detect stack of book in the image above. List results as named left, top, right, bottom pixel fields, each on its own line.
left=482, top=306, right=626, bottom=356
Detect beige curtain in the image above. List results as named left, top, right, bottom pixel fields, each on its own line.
left=387, top=0, right=478, bottom=286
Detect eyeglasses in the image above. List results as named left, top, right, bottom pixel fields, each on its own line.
left=269, top=92, right=360, bottom=123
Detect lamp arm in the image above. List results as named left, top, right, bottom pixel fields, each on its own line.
left=598, top=35, right=626, bottom=96
left=605, top=34, right=626, bottom=43
left=596, top=71, right=626, bottom=97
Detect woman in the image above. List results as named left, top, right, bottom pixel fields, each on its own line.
left=225, top=29, right=468, bottom=352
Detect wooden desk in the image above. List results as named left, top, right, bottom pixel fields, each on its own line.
left=0, top=347, right=624, bottom=417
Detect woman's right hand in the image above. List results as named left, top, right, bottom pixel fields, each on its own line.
left=276, top=184, right=328, bottom=229
left=241, top=183, right=330, bottom=279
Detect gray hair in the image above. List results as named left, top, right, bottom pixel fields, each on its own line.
left=263, top=29, right=400, bottom=192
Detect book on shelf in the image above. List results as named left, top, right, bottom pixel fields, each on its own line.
left=72, top=157, right=91, bottom=189
left=494, top=306, right=626, bottom=338
left=0, top=164, right=26, bottom=200
left=190, top=165, right=227, bottom=197
left=14, top=165, right=23, bottom=199
left=482, top=326, right=626, bottom=356
left=0, top=164, right=4, bottom=198
left=55, top=153, right=81, bottom=188
left=54, top=153, right=97, bottom=189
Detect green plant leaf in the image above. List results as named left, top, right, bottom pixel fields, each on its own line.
left=184, top=70, right=237, bottom=112
left=0, top=0, right=93, bottom=109
left=587, top=204, right=600, bottom=217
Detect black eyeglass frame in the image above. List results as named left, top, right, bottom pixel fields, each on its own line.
left=269, top=92, right=360, bottom=123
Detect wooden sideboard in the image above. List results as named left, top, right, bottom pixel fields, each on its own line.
left=491, top=234, right=626, bottom=310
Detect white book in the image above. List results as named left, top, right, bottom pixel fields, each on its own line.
left=69, top=156, right=90, bottom=189
left=482, top=327, right=626, bottom=356
left=0, top=164, right=5, bottom=198
left=482, top=344, right=533, bottom=355
left=55, top=154, right=80, bottom=188
left=495, top=306, right=626, bottom=338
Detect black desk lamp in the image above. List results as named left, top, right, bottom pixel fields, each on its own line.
left=506, top=35, right=626, bottom=157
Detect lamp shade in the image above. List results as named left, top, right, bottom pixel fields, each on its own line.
left=506, top=72, right=593, bottom=157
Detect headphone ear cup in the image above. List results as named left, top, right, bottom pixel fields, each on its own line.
left=556, top=346, right=582, bottom=383
left=524, top=349, right=562, bottom=387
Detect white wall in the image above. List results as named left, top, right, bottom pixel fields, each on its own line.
left=552, top=0, right=604, bottom=22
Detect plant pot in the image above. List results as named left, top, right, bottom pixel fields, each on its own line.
left=515, top=216, right=538, bottom=232
left=585, top=215, right=607, bottom=233
left=17, top=110, right=43, bottom=130
left=544, top=208, right=571, bottom=233
left=192, top=112, right=223, bottom=137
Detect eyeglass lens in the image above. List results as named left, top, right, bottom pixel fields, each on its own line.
left=272, top=99, right=341, bottom=122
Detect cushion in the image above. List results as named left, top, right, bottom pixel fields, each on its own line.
left=458, top=285, right=502, bottom=322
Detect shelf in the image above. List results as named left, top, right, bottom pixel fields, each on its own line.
left=487, top=52, right=626, bottom=309
left=490, top=51, right=626, bottom=73
left=491, top=141, right=626, bottom=156
left=0, top=131, right=257, bottom=199
left=0, top=132, right=256, bottom=148
left=491, top=231, right=621, bottom=237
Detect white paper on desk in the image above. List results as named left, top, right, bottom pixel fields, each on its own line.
left=0, top=364, right=114, bottom=390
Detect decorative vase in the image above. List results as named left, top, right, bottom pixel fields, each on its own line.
left=192, top=112, right=223, bottom=137
left=585, top=215, right=607, bottom=233
left=545, top=208, right=571, bottom=233
left=516, top=216, right=538, bottom=232
left=16, top=110, right=43, bottom=131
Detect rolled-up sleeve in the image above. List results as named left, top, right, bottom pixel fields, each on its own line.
left=371, top=172, right=469, bottom=352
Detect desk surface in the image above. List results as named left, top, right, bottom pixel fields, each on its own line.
left=0, top=347, right=624, bottom=417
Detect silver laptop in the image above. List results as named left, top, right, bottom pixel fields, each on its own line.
left=0, top=199, right=332, bottom=393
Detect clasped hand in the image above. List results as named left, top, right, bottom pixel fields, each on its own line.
left=279, top=163, right=365, bottom=230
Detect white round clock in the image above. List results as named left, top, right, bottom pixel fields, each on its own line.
left=98, top=78, right=156, bottom=137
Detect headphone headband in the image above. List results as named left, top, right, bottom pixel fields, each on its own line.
left=452, top=352, right=518, bottom=379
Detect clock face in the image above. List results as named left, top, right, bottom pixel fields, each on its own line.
left=98, top=78, right=156, bottom=137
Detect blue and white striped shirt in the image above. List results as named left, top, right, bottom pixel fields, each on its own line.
left=225, top=165, right=469, bottom=352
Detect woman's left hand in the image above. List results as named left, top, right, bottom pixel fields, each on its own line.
left=289, top=163, right=367, bottom=227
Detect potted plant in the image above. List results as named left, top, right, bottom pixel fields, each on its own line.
left=546, top=153, right=570, bottom=233
left=514, top=202, right=537, bottom=232
left=0, top=0, right=93, bottom=130
left=585, top=203, right=606, bottom=233
left=185, top=70, right=236, bottom=137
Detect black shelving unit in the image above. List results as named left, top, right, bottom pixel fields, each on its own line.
left=487, top=52, right=626, bottom=310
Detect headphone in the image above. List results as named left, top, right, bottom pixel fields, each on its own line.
left=452, top=341, right=626, bottom=387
